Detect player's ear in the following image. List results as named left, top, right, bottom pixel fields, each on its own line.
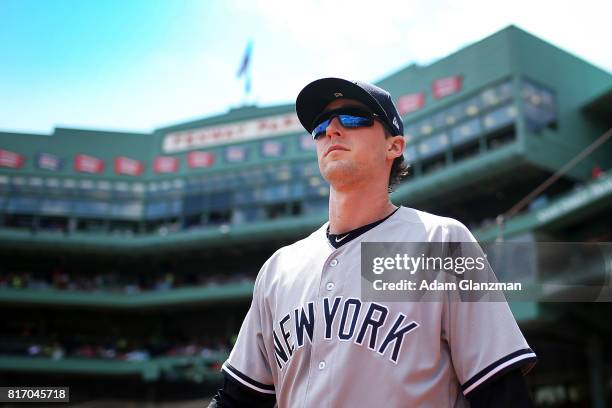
left=386, top=135, right=405, bottom=160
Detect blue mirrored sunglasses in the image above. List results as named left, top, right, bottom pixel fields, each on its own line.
left=311, top=109, right=380, bottom=140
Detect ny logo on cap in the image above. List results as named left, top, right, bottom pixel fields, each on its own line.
left=333, top=92, right=343, bottom=98
left=393, top=117, right=400, bottom=129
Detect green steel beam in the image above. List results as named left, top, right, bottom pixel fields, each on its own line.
left=393, top=143, right=523, bottom=204
left=0, top=281, right=254, bottom=309
left=0, top=213, right=326, bottom=254
left=476, top=170, right=612, bottom=242
left=0, top=354, right=227, bottom=382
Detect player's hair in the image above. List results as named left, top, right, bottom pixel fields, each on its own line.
left=383, top=127, right=410, bottom=192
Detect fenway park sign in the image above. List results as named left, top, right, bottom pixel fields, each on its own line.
left=162, top=113, right=303, bottom=153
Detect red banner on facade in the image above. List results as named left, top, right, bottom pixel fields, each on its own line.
left=114, top=156, right=144, bottom=176
left=0, top=149, right=25, bottom=168
left=153, top=156, right=179, bottom=173
left=397, top=93, right=425, bottom=115
left=187, top=151, right=215, bottom=168
left=74, top=154, right=104, bottom=173
left=432, top=76, right=463, bottom=99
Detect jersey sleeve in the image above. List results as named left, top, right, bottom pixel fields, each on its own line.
left=208, top=373, right=276, bottom=408
left=222, top=261, right=276, bottom=396
left=442, top=220, right=537, bottom=396
left=466, top=368, right=535, bottom=407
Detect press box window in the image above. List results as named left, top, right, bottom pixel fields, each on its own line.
left=521, top=79, right=557, bottom=132
left=451, top=119, right=481, bottom=146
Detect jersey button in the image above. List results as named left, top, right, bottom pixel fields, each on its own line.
left=318, top=361, right=326, bottom=370
left=329, top=259, right=338, bottom=267
left=326, top=282, right=335, bottom=291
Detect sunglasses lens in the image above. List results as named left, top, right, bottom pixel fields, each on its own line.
left=312, top=119, right=330, bottom=139
left=338, top=114, right=372, bottom=128
left=311, top=114, right=373, bottom=139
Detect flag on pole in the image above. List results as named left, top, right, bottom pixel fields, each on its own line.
left=236, top=40, right=253, bottom=78
left=237, top=40, right=253, bottom=97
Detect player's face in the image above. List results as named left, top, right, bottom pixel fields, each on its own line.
left=314, top=99, right=394, bottom=190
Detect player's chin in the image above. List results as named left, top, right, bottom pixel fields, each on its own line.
left=320, top=159, right=345, bottom=172
left=321, top=161, right=356, bottom=182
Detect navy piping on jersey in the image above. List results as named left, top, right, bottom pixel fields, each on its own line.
left=222, top=362, right=276, bottom=394
left=326, top=207, right=400, bottom=248
left=462, top=348, right=537, bottom=395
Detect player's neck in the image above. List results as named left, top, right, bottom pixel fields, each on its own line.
left=327, top=185, right=396, bottom=235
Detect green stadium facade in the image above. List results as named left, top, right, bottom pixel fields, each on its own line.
left=1, top=26, right=611, bottom=406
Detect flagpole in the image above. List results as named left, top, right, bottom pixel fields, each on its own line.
left=245, top=69, right=252, bottom=105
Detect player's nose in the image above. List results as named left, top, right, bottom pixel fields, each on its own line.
left=325, top=117, right=343, bottom=139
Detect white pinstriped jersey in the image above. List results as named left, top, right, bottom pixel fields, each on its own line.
left=222, top=206, right=536, bottom=408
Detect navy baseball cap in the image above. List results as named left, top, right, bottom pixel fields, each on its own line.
left=295, top=77, right=404, bottom=136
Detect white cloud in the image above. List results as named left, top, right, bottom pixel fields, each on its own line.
left=245, top=0, right=612, bottom=109
left=2, top=0, right=610, bottom=133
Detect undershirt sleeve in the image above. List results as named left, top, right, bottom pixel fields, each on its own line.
left=466, top=368, right=534, bottom=407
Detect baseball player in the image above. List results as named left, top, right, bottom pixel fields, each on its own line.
left=209, top=78, right=536, bottom=407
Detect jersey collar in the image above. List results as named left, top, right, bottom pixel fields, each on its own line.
left=326, top=207, right=400, bottom=249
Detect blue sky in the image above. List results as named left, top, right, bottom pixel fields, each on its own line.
left=1, top=0, right=611, bottom=134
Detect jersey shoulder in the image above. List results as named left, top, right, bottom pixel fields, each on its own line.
left=270, top=222, right=329, bottom=260
left=392, top=207, right=476, bottom=242
left=254, top=223, right=330, bottom=283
